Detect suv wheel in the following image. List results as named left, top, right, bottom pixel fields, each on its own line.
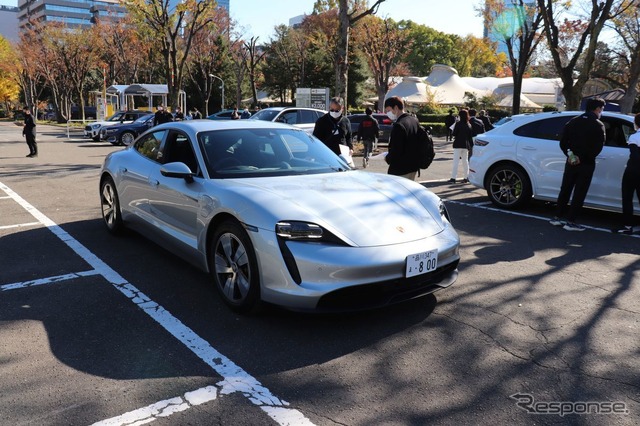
left=486, top=164, right=532, bottom=209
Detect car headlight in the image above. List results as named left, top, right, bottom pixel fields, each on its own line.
left=91, top=124, right=101, bottom=129
left=275, top=221, right=347, bottom=245
left=439, top=199, right=451, bottom=223
left=276, top=221, right=323, bottom=240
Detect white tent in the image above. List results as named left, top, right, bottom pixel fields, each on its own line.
left=497, top=93, right=542, bottom=109
left=384, top=76, right=431, bottom=105
left=424, top=65, right=490, bottom=105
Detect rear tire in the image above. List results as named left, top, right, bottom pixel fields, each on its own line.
left=210, top=220, right=261, bottom=313
left=486, top=164, right=532, bottom=209
left=100, top=177, right=123, bottom=234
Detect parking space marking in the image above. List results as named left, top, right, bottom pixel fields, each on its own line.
left=92, top=385, right=218, bottom=426
left=1, top=270, right=100, bottom=292
left=0, top=181, right=315, bottom=426
left=446, top=199, right=640, bottom=238
left=0, top=221, right=41, bottom=230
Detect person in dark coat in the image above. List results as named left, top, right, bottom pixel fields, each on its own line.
left=384, top=96, right=421, bottom=180
left=449, top=109, right=474, bottom=183
left=153, top=105, right=173, bottom=126
left=174, top=107, right=185, bottom=121
left=614, top=112, right=640, bottom=234
left=22, top=107, right=37, bottom=157
left=357, top=107, right=380, bottom=168
left=549, top=97, right=606, bottom=231
left=313, top=97, right=353, bottom=157
left=191, top=108, right=202, bottom=120
left=478, top=110, right=494, bottom=131
left=444, top=109, right=456, bottom=142
left=468, top=109, right=485, bottom=158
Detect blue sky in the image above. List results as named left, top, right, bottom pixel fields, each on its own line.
left=1, top=0, right=485, bottom=39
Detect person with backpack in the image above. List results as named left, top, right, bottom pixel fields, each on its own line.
left=357, top=107, right=380, bottom=168
left=449, top=109, right=474, bottom=184
left=468, top=109, right=485, bottom=158
left=384, top=96, right=421, bottom=180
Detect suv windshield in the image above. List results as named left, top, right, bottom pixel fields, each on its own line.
left=199, top=128, right=351, bottom=177
left=249, top=109, right=280, bottom=121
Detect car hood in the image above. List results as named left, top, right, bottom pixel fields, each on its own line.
left=229, top=172, right=444, bottom=247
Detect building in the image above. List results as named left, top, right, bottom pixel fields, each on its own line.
left=17, top=0, right=126, bottom=29
left=0, top=5, right=19, bottom=41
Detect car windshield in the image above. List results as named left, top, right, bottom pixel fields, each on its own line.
left=135, top=115, right=153, bottom=123
left=107, top=113, right=125, bottom=122
left=198, top=128, right=351, bottom=178
left=248, top=109, right=279, bottom=121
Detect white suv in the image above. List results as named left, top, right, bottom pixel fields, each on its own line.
left=468, top=111, right=639, bottom=215
left=84, top=111, right=149, bottom=141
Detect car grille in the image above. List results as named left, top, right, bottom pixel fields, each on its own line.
left=85, top=125, right=92, bottom=131
left=316, top=260, right=459, bottom=311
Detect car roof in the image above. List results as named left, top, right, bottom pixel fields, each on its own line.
left=151, top=119, right=305, bottom=132
left=494, top=110, right=634, bottom=130
left=259, top=107, right=326, bottom=112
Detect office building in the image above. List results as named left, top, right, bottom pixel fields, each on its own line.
left=0, top=5, right=19, bottom=41
left=18, top=0, right=126, bottom=29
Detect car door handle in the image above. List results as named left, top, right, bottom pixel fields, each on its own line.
left=149, top=179, right=159, bottom=186
left=521, top=146, right=536, bottom=151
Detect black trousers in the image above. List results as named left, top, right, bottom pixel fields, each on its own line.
left=555, top=162, right=595, bottom=222
left=621, top=168, right=640, bottom=226
left=25, top=131, right=37, bottom=154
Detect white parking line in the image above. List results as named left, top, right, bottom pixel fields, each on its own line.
left=446, top=199, right=640, bottom=237
left=92, top=385, right=218, bottom=426
left=1, top=270, right=100, bottom=292
left=0, top=181, right=314, bottom=426
left=0, top=221, right=41, bottom=230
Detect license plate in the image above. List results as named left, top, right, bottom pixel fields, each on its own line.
left=405, top=249, right=438, bottom=278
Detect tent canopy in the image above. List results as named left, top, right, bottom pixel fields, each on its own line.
left=384, top=76, right=431, bottom=105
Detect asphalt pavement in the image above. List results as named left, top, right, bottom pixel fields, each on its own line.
left=1, top=121, right=638, bottom=425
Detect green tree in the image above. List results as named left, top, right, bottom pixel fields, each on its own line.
left=398, top=21, right=457, bottom=76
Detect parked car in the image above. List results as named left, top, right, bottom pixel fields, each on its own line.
left=207, top=109, right=243, bottom=120
left=100, top=114, right=155, bottom=146
left=468, top=111, right=639, bottom=215
left=248, top=107, right=326, bottom=133
left=99, top=120, right=460, bottom=312
left=347, top=113, right=393, bottom=143
left=84, top=110, right=150, bottom=141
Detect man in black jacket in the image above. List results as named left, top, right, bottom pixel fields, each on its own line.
left=313, top=97, right=352, bottom=157
left=384, top=96, right=420, bottom=180
left=22, top=107, right=37, bottom=158
left=549, top=97, right=606, bottom=231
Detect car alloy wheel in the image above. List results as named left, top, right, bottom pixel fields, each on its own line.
left=120, top=131, right=135, bottom=146
left=210, top=220, right=260, bottom=312
left=100, top=177, right=123, bottom=234
left=487, top=164, right=532, bottom=209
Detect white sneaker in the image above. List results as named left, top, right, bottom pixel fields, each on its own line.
left=549, top=217, right=565, bottom=227
left=563, top=222, right=585, bottom=232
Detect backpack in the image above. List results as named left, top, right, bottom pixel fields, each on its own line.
left=415, top=124, right=435, bottom=169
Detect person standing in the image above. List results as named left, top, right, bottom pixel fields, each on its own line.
left=383, top=96, right=420, bottom=180
left=549, top=97, right=606, bottom=231
left=468, top=109, right=485, bottom=158
left=357, top=107, right=380, bottom=168
left=478, top=110, right=494, bottom=131
left=174, top=107, right=185, bottom=121
left=449, top=109, right=473, bottom=183
left=22, top=107, right=37, bottom=158
left=444, top=109, right=456, bottom=142
left=154, top=105, right=173, bottom=126
left=313, top=97, right=353, bottom=157
left=614, top=113, right=640, bottom=234
left=191, top=108, right=202, bottom=120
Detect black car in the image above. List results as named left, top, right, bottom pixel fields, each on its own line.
left=100, top=114, right=155, bottom=146
left=347, top=113, right=393, bottom=143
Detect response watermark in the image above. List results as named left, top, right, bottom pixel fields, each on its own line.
left=510, top=393, right=629, bottom=417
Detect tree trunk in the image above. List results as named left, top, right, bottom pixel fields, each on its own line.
left=336, top=0, right=350, bottom=103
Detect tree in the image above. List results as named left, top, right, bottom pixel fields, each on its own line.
left=608, top=0, right=640, bottom=113
left=243, top=36, right=266, bottom=108
left=536, top=0, right=618, bottom=110
left=398, top=21, right=457, bottom=76
left=353, top=16, right=409, bottom=111
left=483, top=0, right=544, bottom=114
left=450, top=35, right=505, bottom=77
left=0, top=36, right=21, bottom=114
left=124, top=0, right=219, bottom=110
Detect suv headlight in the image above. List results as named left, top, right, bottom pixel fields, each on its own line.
left=91, top=124, right=101, bottom=129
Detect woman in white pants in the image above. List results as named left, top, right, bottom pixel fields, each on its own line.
left=449, top=109, right=474, bottom=183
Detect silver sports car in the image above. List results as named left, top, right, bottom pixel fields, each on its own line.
left=99, top=120, right=460, bottom=312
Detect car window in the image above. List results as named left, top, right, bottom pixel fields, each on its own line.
left=162, top=131, right=199, bottom=174
left=513, top=116, right=573, bottom=141
left=134, top=130, right=166, bottom=162
left=108, top=112, right=125, bottom=122
left=348, top=116, right=363, bottom=124
left=299, top=110, right=319, bottom=124
left=601, top=117, right=633, bottom=148
left=279, top=111, right=298, bottom=125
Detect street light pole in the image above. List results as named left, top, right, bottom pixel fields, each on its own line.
left=209, top=74, right=224, bottom=111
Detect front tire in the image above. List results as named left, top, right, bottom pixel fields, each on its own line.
left=486, top=164, right=532, bottom=209
left=100, top=177, right=123, bottom=234
left=120, top=131, right=135, bottom=146
left=210, top=220, right=260, bottom=313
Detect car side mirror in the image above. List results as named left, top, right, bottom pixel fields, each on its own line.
left=160, top=162, right=194, bottom=183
